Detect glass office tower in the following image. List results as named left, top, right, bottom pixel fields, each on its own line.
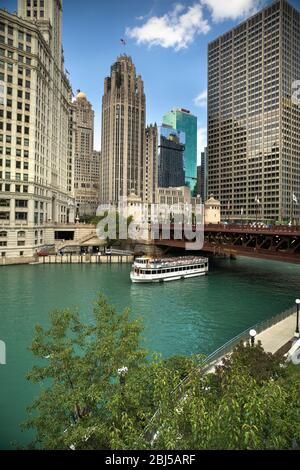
left=158, top=125, right=185, bottom=188
left=163, top=109, right=197, bottom=193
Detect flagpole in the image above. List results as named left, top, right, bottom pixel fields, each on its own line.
left=291, top=192, right=294, bottom=225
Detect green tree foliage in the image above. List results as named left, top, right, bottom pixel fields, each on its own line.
left=24, top=300, right=300, bottom=450
left=149, top=342, right=300, bottom=450
left=23, top=295, right=148, bottom=449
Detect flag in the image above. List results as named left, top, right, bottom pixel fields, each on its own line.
left=120, top=38, right=126, bottom=46
left=227, top=201, right=230, bottom=210
left=241, top=207, right=244, bottom=216
left=293, top=193, right=298, bottom=205
left=255, top=195, right=261, bottom=205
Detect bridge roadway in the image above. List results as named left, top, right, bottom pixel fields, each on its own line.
left=154, top=223, right=300, bottom=264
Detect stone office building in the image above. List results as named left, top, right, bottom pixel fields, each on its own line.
left=208, top=0, right=300, bottom=222
left=0, top=0, right=75, bottom=258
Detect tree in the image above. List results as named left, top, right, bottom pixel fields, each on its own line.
left=23, top=295, right=148, bottom=450
left=147, top=344, right=300, bottom=450
left=23, top=303, right=300, bottom=450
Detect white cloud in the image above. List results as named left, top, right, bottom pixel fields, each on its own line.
left=194, top=89, right=207, bottom=107
left=202, top=0, right=263, bottom=22
left=197, top=127, right=207, bottom=163
left=126, top=3, right=210, bottom=51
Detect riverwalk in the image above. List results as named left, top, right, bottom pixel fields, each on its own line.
left=200, top=306, right=299, bottom=376
left=255, top=311, right=297, bottom=354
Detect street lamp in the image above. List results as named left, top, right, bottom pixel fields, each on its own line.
left=295, top=299, right=300, bottom=338
left=249, top=329, right=257, bottom=347
left=117, top=366, right=128, bottom=386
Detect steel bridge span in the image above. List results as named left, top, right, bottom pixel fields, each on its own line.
left=154, top=224, right=300, bottom=264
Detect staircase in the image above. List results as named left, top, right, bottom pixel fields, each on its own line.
left=55, top=231, right=96, bottom=251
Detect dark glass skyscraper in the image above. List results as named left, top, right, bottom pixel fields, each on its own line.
left=158, top=125, right=185, bottom=188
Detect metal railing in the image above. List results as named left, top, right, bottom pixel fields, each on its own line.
left=143, top=304, right=296, bottom=437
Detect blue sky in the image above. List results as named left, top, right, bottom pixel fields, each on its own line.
left=2, top=0, right=299, bottom=161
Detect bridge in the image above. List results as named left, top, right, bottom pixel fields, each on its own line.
left=154, top=224, right=300, bottom=264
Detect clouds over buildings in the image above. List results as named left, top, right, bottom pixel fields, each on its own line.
left=194, top=89, right=207, bottom=108
left=126, top=3, right=210, bottom=51
left=126, top=0, right=264, bottom=50
left=202, top=0, right=263, bottom=22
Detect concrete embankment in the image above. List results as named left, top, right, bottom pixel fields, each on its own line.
left=0, top=254, right=134, bottom=266
left=37, top=254, right=134, bottom=264
left=0, top=256, right=37, bottom=266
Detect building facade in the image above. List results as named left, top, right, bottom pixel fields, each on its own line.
left=163, top=108, right=197, bottom=193
left=100, top=55, right=146, bottom=205
left=208, top=0, right=300, bottom=222
left=158, top=125, right=185, bottom=189
left=73, top=91, right=100, bottom=216
left=0, top=0, right=75, bottom=258
left=144, top=123, right=158, bottom=204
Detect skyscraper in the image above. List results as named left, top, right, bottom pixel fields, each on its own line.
left=0, top=0, right=75, bottom=258
left=163, top=108, right=197, bottom=193
left=73, top=91, right=100, bottom=216
left=200, top=147, right=208, bottom=202
left=100, top=55, right=146, bottom=205
left=144, top=124, right=158, bottom=204
left=208, top=0, right=300, bottom=222
left=158, top=125, right=185, bottom=188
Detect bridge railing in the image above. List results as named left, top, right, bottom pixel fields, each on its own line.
left=204, top=223, right=300, bottom=233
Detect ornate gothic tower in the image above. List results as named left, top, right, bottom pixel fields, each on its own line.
left=101, top=55, right=146, bottom=204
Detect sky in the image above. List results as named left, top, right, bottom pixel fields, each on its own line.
left=2, top=0, right=300, bottom=162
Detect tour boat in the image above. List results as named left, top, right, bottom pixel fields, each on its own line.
left=130, top=256, right=209, bottom=283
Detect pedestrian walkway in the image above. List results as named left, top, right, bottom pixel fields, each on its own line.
left=255, top=311, right=297, bottom=353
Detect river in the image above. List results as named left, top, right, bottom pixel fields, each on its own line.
left=0, top=257, right=300, bottom=448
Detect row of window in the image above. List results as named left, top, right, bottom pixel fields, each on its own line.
left=138, top=265, right=207, bottom=275
left=0, top=212, right=28, bottom=220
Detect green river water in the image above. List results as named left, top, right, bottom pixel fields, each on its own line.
left=0, top=257, right=300, bottom=449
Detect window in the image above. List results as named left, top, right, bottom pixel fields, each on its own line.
left=16, top=200, right=28, bottom=208
left=17, top=231, right=26, bottom=238
left=0, top=199, right=9, bottom=207
left=17, top=241, right=25, bottom=247
left=0, top=231, right=7, bottom=238
left=0, top=212, right=9, bottom=220
left=15, top=212, right=28, bottom=221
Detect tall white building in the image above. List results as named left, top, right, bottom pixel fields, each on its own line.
left=0, top=0, right=75, bottom=258
left=73, top=91, right=100, bottom=216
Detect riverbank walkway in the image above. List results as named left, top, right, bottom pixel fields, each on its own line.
left=255, top=311, right=297, bottom=354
